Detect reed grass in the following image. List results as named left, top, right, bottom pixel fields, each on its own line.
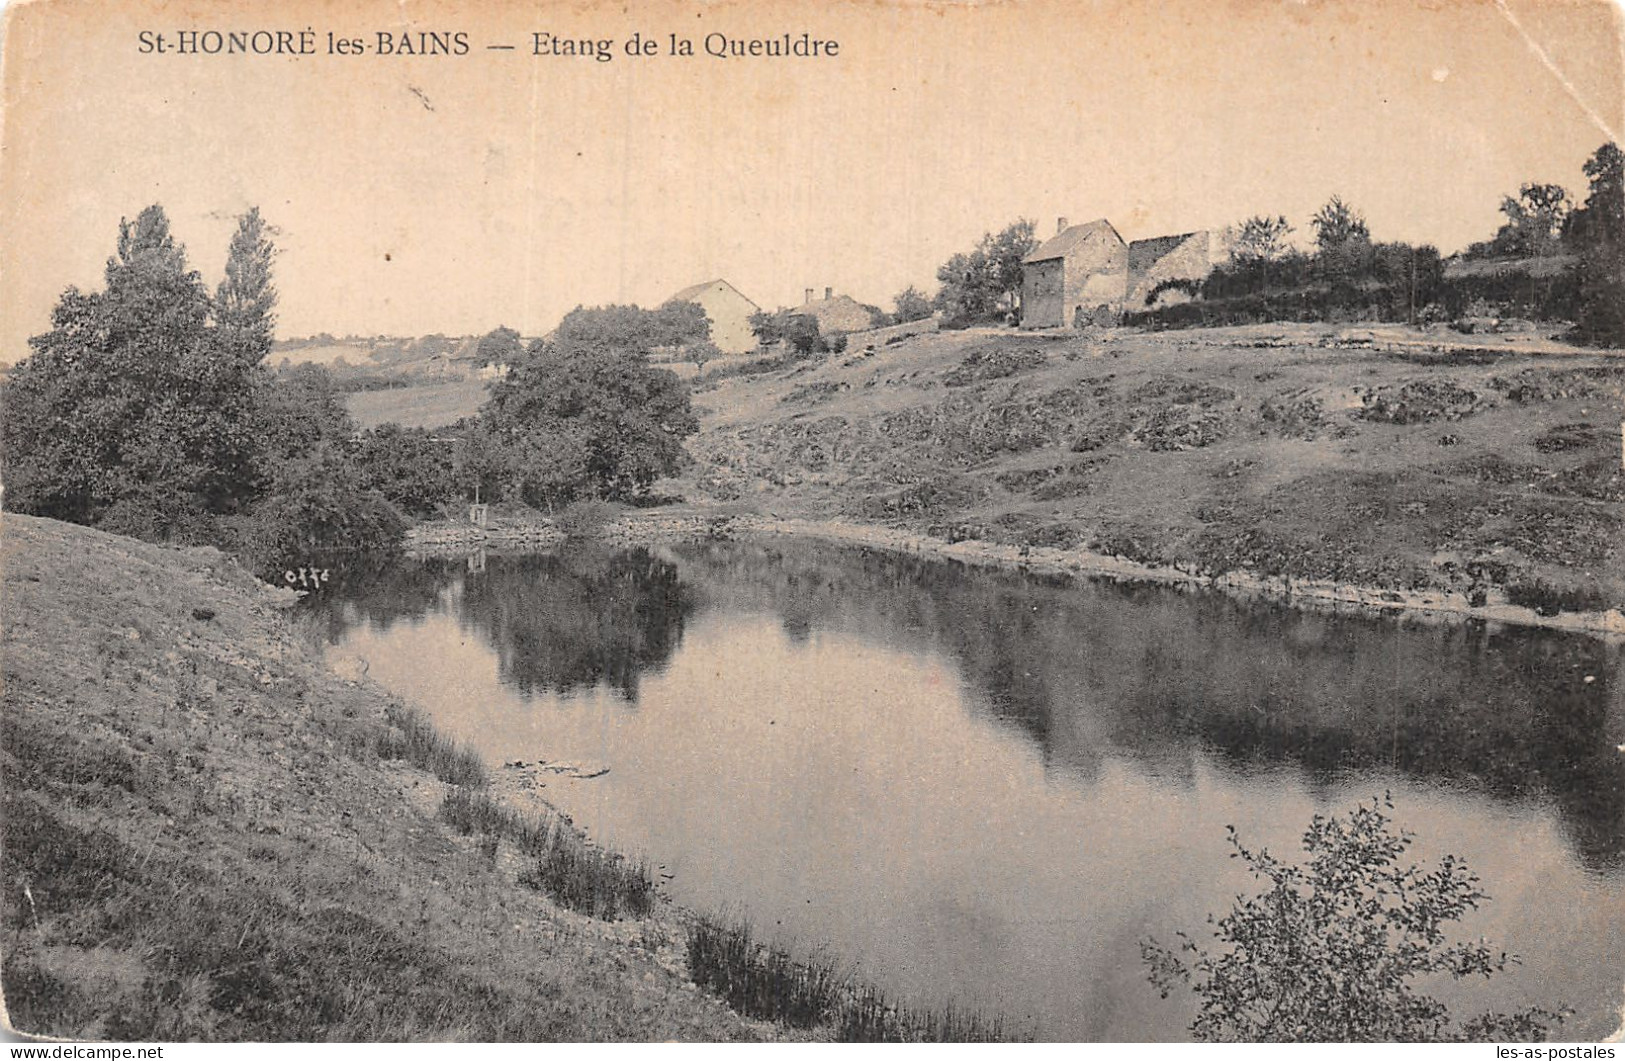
left=684, top=916, right=842, bottom=1029
left=684, top=916, right=1024, bottom=1040
left=379, top=702, right=488, bottom=788
left=438, top=788, right=654, bottom=921
left=836, top=985, right=1022, bottom=1042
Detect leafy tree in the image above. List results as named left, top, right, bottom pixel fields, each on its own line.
left=3, top=205, right=260, bottom=530
left=1565, top=142, right=1624, bottom=344
left=354, top=422, right=461, bottom=518
left=1493, top=183, right=1572, bottom=257
left=684, top=340, right=725, bottom=369
left=1229, top=215, right=1295, bottom=263
left=556, top=301, right=709, bottom=351
left=238, top=442, right=406, bottom=569
left=252, top=363, right=354, bottom=469
left=892, top=285, right=934, bottom=323
left=1142, top=797, right=1566, bottom=1042
left=215, top=206, right=277, bottom=365
left=475, top=325, right=523, bottom=367
left=935, top=219, right=1038, bottom=323
left=1310, top=196, right=1370, bottom=251
left=749, top=308, right=825, bottom=356
left=481, top=312, right=699, bottom=504
left=451, top=418, right=511, bottom=507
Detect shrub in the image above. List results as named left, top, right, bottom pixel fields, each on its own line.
left=1143, top=796, right=1568, bottom=1042
left=354, top=423, right=461, bottom=517
left=229, top=447, right=406, bottom=579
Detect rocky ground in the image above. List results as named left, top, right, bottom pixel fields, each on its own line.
left=0, top=514, right=781, bottom=1042
left=679, top=321, right=1625, bottom=623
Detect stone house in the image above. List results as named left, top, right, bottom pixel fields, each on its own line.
left=790, top=287, right=880, bottom=335
left=666, top=279, right=761, bottom=354
left=1124, top=231, right=1229, bottom=311
left=1020, top=218, right=1129, bottom=328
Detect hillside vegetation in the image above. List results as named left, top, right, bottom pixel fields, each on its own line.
left=683, top=323, right=1624, bottom=616
left=0, top=515, right=770, bottom=1042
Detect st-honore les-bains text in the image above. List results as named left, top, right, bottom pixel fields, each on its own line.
left=136, top=30, right=471, bottom=56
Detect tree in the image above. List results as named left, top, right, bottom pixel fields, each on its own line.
left=1492, top=184, right=1572, bottom=257
left=2, top=205, right=261, bottom=531
left=1564, top=143, right=1624, bottom=344
left=353, top=423, right=461, bottom=518
left=750, top=308, right=825, bottom=356
left=684, top=340, right=725, bottom=370
left=1310, top=196, right=1370, bottom=251
left=892, top=285, right=934, bottom=323
left=1142, top=796, right=1566, bottom=1042
left=556, top=301, right=709, bottom=351
left=480, top=308, right=700, bottom=504
left=215, top=206, right=277, bottom=365
left=475, top=325, right=523, bottom=367
left=934, top=219, right=1039, bottom=323
left=252, top=363, right=353, bottom=470
left=1229, top=215, right=1295, bottom=263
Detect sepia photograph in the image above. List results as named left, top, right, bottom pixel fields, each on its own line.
left=1, top=0, right=1622, bottom=1044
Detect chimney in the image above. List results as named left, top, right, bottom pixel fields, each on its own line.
left=804, top=287, right=814, bottom=304
left=1057, top=216, right=1069, bottom=236
left=824, top=286, right=833, bottom=301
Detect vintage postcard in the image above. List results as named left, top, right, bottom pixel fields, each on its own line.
left=1, top=0, right=1623, bottom=1045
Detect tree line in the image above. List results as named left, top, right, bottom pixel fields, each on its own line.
left=0, top=205, right=411, bottom=571
left=1, top=207, right=704, bottom=572
left=1126, top=141, right=1623, bottom=343
left=879, top=141, right=1621, bottom=343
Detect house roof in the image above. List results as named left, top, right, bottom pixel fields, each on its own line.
left=668, top=279, right=758, bottom=310
left=792, top=294, right=877, bottom=333
left=1127, top=231, right=1205, bottom=274
left=1023, top=219, right=1125, bottom=264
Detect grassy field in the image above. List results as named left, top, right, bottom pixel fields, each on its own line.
left=346, top=379, right=489, bottom=430
left=0, top=515, right=773, bottom=1041
left=681, top=322, right=1625, bottom=616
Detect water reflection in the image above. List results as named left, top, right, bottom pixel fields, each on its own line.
left=671, top=541, right=1625, bottom=876
left=311, top=547, right=693, bottom=700
left=314, top=539, right=1625, bottom=1038
left=453, top=548, right=694, bottom=701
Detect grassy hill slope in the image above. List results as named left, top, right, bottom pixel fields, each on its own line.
left=682, top=323, right=1624, bottom=616
left=0, top=514, right=767, bottom=1042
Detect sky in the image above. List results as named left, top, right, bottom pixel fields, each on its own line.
left=1, top=0, right=1621, bottom=359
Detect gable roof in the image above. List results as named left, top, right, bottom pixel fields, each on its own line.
left=668, top=279, right=758, bottom=310
left=1127, top=232, right=1205, bottom=274
left=1023, top=218, right=1125, bottom=264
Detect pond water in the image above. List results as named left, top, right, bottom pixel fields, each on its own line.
left=312, top=540, right=1625, bottom=1041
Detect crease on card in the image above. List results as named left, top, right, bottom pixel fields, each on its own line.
left=1494, top=0, right=1621, bottom=144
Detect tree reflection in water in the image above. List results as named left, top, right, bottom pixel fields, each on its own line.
left=314, top=539, right=1625, bottom=874
left=669, top=540, right=1625, bottom=876
left=455, top=547, right=694, bottom=701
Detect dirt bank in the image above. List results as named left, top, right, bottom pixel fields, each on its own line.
left=0, top=514, right=779, bottom=1041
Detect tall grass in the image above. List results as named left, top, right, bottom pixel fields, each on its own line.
left=438, top=788, right=653, bottom=921
left=683, top=916, right=1024, bottom=1040
left=836, top=985, right=1021, bottom=1042
left=378, top=702, right=487, bottom=788
left=685, top=916, right=842, bottom=1029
